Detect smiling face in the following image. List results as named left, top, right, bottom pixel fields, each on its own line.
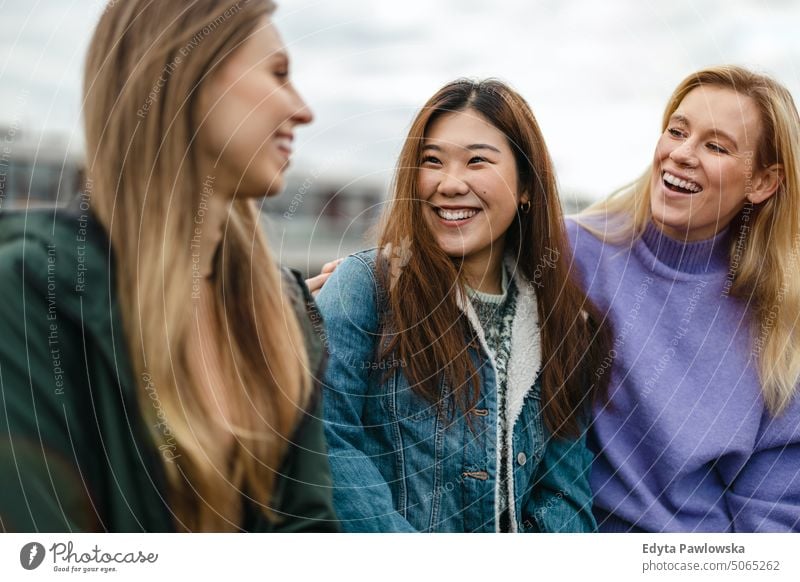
left=418, top=109, right=526, bottom=285
left=650, top=85, right=780, bottom=241
left=197, top=17, right=312, bottom=198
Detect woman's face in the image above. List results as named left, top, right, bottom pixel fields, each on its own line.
left=197, top=17, right=312, bottom=198
left=418, top=109, right=526, bottom=271
left=650, top=85, right=778, bottom=241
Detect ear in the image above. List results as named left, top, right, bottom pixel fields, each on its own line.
left=518, top=191, right=530, bottom=205
left=748, top=163, right=783, bottom=204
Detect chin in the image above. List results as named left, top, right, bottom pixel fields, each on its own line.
left=435, top=243, right=464, bottom=259
left=651, top=198, right=683, bottom=227
left=250, top=173, right=285, bottom=198
left=651, top=211, right=691, bottom=237
left=263, top=183, right=285, bottom=198
left=434, top=245, right=467, bottom=262
left=258, top=168, right=283, bottom=194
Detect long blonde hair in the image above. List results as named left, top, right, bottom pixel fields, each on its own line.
left=83, top=0, right=312, bottom=530
left=578, top=65, right=800, bottom=415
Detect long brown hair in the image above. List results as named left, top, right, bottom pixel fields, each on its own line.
left=83, top=0, right=312, bottom=530
left=379, top=79, right=608, bottom=437
left=578, top=65, right=800, bottom=415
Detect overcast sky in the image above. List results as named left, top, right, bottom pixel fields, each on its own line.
left=2, top=0, right=799, bottom=201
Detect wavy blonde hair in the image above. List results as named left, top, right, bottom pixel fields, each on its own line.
left=83, top=0, right=311, bottom=530
left=577, top=65, right=800, bottom=415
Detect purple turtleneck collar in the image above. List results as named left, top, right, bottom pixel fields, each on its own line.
left=637, top=221, right=731, bottom=276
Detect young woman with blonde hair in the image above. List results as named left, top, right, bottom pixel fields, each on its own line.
left=0, top=0, right=337, bottom=532
left=317, top=79, right=609, bottom=532
left=569, top=65, right=800, bottom=531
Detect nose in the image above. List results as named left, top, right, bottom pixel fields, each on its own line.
left=290, top=89, right=314, bottom=126
left=669, top=139, right=698, bottom=167
left=436, top=170, right=470, bottom=197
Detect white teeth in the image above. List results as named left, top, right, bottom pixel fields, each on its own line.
left=436, top=208, right=478, bottom=221
left=664, top=171, right=702, bottom=193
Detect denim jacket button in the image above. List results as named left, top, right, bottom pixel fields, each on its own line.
left=517, top=452, right=527, bottom=466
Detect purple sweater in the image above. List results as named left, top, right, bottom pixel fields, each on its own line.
left=566, top=218, right=800, bottom=532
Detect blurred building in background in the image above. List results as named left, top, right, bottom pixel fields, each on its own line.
left=0, top=126, right=84, bottom=210
left=261, top=173, right=385, bottom=276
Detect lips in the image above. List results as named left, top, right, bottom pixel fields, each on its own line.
left=275, top=134, right=293, bottom=158
left=662, top=170, right=703, bottom=195
left=435, top=207, right=480, bottom=221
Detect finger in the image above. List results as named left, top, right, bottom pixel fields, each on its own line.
left=321, top=257, right=344, bottom=274
left=305, top=272, right=333, bottom=295
left=305, top=274, right=326, bottom=294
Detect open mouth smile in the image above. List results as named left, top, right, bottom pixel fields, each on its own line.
left=662, top=171, right=703, bottom=195
left=436, top=207, right=479, bottom=220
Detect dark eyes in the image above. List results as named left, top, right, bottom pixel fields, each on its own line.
left=273, top=69, right=289, bottom=80
left=420, top=155, right=488, bottom=165
left=667, top=127, right=729, bottom=154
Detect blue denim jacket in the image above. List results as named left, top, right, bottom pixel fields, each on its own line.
left=316, top=249, right=595, bottom=532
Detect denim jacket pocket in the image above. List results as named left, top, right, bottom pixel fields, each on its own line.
left=380, top=369, right=443, bottom=422
left=376, top=368, right=449, bottom=530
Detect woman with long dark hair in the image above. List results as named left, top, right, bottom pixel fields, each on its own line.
left=317, top=79, right=609, bottom=532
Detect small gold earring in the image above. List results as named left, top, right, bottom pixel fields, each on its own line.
left=519, top=200, right=531, bottom=214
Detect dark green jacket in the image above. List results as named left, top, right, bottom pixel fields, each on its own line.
left=0, top=207, right=338, bottom=532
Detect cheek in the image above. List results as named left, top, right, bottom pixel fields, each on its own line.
left=216, top=103, right=281, bottom=172
left=717, top=161, right=744, bottom=191
left=653, top=136, right=670, bottom=163
left=492, top=201, right=519, bottom=230
left=201, top=92, right=252, bottom=155
left=417, top=170, right=438, bottom=198
left=481, top=197, right=518, bottom=237
left=702, top=156, right=744, bottom=200
left=221, top=75, right=284, bottom=134
left=486, top=170, right=519, bottom=212
left=247, top=85, right=287, bottom=132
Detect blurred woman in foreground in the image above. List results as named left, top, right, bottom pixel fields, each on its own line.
left=0, top=0, right=337, bottom=532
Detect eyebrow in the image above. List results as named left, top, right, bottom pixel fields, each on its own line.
left=421, top=143, right=502, bottom=153
left=669, top=114, right=739, bottom=148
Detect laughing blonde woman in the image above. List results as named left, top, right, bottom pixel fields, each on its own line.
left=569, top=65, right=800, bottom=532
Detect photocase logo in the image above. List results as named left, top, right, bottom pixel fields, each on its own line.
left=20, top=542, right=46, bottom=570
